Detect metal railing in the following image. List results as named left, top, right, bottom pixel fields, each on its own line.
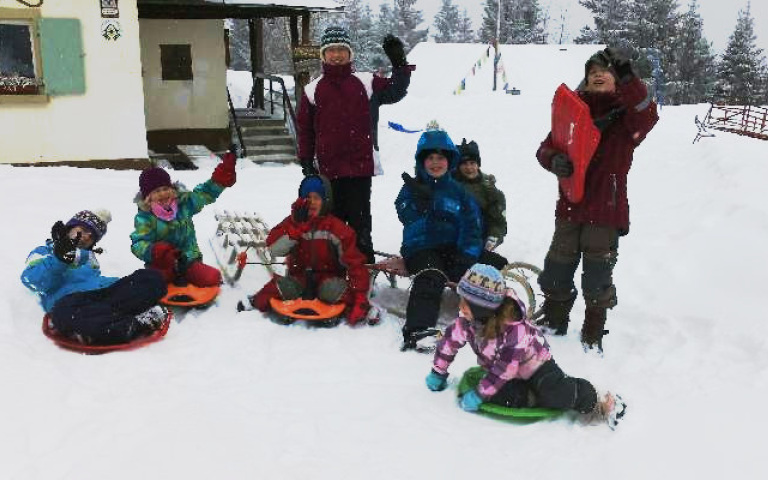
left=697, top=103, right=768, bottom=142
left=247, top=72, right=298, bottom=140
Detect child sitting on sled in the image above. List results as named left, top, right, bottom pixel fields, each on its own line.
left=21, top=209, right=168, bottom=345
left=425, top=263, right=626, bottom=428
left=130, top=151, right=237, bottom=286
left=246, top=174, right=371, bottom=326
left=396, top=122, right=483, bottom=351
left=453, top=138, right=508, bottom=271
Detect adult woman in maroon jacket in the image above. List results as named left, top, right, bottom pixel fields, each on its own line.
left=296, top=26, right=412, bottom=264
left=247, top=175, right=371, bottom=326
left=535, top=47, right=659, bottom=353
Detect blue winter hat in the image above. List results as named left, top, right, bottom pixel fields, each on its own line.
left=457, top=263, right=507, bottom=310
left=298, top=175, right=325, bottom=199
left=414, top=121, right=460, bottom=169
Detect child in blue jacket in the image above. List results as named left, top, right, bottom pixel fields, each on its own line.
left=395, top=123, right=483, bottom=351
left=21, top=209, right=167, bottom=345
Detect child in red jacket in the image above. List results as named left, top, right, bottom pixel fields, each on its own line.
left=246, top=175, right=371, bottom=326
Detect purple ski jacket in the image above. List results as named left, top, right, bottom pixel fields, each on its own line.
left=297, top=62, right=411, bottom=180
left=433, top=315, right=552, bottom=399
left=536, top=76, right=658, bottom=234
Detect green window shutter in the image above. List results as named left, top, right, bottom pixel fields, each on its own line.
left=37, top=18, right=85, bottom=95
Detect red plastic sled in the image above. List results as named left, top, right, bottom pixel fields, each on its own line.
left=269, top=297, right=346, bottom=324
left=42, top=310, right=172, bottom=354
left=551, top=83, right=601, bottom=203
left=161, top=283, right=220, bottom=308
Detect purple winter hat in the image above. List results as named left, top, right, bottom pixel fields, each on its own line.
left=139, top=167, right=173, bottom=198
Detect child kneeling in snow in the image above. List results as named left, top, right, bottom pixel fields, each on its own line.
left=130, top=152, right=236, bottom=286
left=425, top=263, right=626, bottom=428
left=245, top=175, right=371, bottom=326
left=21, top=209, right=167, bottom=345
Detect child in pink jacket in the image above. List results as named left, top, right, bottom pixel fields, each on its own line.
left=425, top=263, right=627, bottom=428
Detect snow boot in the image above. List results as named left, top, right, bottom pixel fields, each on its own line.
left=581, top=306, right=608, bottom=353
left=401, top=326, right=441, bottom=353
left=236, top=293, right=257, bottom=312
left=536, top=295, right=575, bottom=335
left=581, top=391, right=627, bottom=430
left=134, top=306, right=167, bottom=335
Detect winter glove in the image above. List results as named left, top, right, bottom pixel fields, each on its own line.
left=211, top=150, right=237, bottom=187
left=484, top=236, right=499, bottom=252
left=550, top=153, right=574, bottom=178
left=425, top=370, right=448, bottom=392
left=291, top=197, right=310, bottom=224
left=603, top=47, right=635, bottom=83
left=300, top=158, right=319, bottom=176
left=383, top=34, right=408, bottom=69
left=151, top=241, right=181, bottom=272
left=346, top=293, right=370, bottom=326
left=51, top=221, right=78, bottom=264
left=401, top=172, right=432, bottom=211
left=459, top=389, right=484, bottom=412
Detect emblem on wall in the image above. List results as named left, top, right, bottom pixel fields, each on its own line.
left=101, top=19, right=122, bottom=41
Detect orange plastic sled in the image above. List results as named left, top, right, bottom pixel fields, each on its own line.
left=269, top=297, right=346, bottom=323
left=42, top=310, right=172, bottom=354
left=160, top=283, right=220, bottom=308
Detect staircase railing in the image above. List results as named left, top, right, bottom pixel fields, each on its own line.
left=226, top=87, right=247, bottom=157
left=247, top=72, right=298, bottom=141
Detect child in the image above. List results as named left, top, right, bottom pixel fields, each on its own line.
left=247, top=174, right=371, bottom=326
left=21, top=209, right=167, bottom=345
left=425, top=263, right=626, bottom=429
left=453, top=138, right=508, bottom=271
left=535, top=47, right=658, bottom=352
left=130, top=151, right=236, bottom=286
left=396, top=123, right=483, bottom=351
left=297, top=26, right=413, bottom=264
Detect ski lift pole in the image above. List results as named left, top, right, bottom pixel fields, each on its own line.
left=494, top=0, right=501, bottom=91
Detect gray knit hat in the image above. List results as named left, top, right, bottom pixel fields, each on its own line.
left=320, top=26, right=353, bottom=60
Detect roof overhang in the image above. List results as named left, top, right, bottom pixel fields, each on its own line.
left=138, top=0, right=344, bottom=19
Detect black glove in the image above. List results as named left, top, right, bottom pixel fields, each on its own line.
left=401, top=172, right=432, bottom=211
left=383, top=34, right=407, bottom=69
left=300, top=158, right=318, bottom=176
left=603, top=47, right=634, bottom=83
left=291, top=197, right=310, bottom=223
left=51, top=221, right=78, bottom=264
left=550, top=153, right=574, bottom=178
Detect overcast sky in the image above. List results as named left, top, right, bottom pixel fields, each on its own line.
left=401, top=0, right=768, bottom=54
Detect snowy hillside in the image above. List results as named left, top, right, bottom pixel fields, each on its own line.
left=1, top=44, right=766, bottom=480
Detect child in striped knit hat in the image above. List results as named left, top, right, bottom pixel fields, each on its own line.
left=425, top=263, right=627, bottom=429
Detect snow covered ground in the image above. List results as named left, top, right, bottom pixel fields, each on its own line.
left=1, top=43, right=766, bottom=479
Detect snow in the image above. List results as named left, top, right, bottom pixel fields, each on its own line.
left=2, top=43, right=767, bottom=479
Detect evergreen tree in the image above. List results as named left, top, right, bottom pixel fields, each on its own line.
left=670, top=0, right=715, bottom=104
left=715, top=2, right=768, bottom=105
left=456, top=8, right=476, bottom=43
left=626, top=0, right=681, bottom=80
left=392, top=0, right=428, bottom=51
left=479, top=0, right=546, bottom=44
left=434, top=0, right=461, bottom=43
left=343, top=0, right=379, bottom=71
left=576, top=0, right=634, bottom=50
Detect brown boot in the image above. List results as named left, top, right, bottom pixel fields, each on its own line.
left=536, top=295, right=575, bottom=335
left=581, top=306, right=608, bottom=351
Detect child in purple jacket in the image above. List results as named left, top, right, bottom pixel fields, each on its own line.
left=424, top=263, right=627, bottom=429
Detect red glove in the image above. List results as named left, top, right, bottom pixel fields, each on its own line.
left=346, top=293, right=370, bottom=326
left=212, top=151, right=237, bottom=187
left=151, top=241, right=180, bottom=271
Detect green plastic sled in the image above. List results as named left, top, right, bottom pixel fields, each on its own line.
left=458, top=367, right=562, bottom=419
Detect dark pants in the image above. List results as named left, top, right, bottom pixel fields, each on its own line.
left=538, top=219, right=619, bottom=308
left=330, top=176, right=374, bottom=264
left=527, top=359, right=597, bottom=414
left=50, top=269, right=167, bottom=345
left=488, top=379, right=532, bottom=408
left=403, top=247, right=468, bottom=330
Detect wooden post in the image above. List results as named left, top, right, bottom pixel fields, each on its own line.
left=249, top=18, right=264, bottom=110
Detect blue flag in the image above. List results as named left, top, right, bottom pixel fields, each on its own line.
left=388, top=121, right=423, bottom=133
